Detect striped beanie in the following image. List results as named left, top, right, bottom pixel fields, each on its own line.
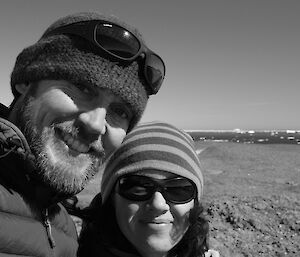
left=10, top=12, right=151, bottom=131
left=101, top=121, right=204, bottom=203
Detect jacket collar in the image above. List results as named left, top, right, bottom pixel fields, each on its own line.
left=0, top=115, right=37, bottom=195
left=0, top=103, right=35, bottom=173
left=0, top=106, right=35, bottom=176
left=0, top=103, right=9, bottom=118
left=108, top=247, right=140, bottom=257
left=0, top=103, right=64, bottom=207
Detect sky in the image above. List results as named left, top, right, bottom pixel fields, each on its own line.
left=0, top=0, right=299, bottom=131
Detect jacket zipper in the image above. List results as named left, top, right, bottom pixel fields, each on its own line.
left=42, top=208, right=56, bottom=249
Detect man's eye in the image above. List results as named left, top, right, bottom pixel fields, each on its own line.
left=111, top=105, right=132, bottom=121
left=75, top=84, right=93, bottom=95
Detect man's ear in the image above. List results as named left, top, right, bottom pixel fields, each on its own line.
left=14, top=83, right=30, bottom=95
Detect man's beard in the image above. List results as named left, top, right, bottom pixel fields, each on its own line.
left=17, top=95, right=105, bottom=196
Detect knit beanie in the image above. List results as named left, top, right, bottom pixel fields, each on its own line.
left=10, top=12, right=150, bottom=131
left=101, top=121, right=204, bottom=203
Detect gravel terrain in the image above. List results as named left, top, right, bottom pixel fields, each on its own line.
left=199, top=142, right=300, bottom=257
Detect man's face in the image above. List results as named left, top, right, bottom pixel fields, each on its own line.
left=11, top=80, right=133, bottom=195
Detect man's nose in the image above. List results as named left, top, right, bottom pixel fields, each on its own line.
left=77, top=107, right=107, bottom=136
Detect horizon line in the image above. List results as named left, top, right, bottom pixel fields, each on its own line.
left=184, top=129, right=300, bottom=133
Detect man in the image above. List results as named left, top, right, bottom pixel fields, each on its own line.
left=0, top=12, right=165, bottom=256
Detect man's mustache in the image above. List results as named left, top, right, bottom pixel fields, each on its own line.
left=53, top=121, right=106, bottom=159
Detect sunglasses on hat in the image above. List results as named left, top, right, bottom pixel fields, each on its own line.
left=116, top=175, right=196, bottom=204
left=45, top=20, right=165, bottom=95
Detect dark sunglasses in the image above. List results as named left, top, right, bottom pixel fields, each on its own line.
left=45, top=20, right=165, bottom=95
left=116, top=175, right=196, bottom=204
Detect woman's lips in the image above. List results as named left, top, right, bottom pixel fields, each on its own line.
left=142, top=219, right=173, bottom=227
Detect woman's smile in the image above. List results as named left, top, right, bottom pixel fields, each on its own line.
left=141, top=218, right=173, bottom=229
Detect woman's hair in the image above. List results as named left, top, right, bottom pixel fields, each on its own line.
left=168, top=200, right=210, bottom=257
left=86, top=194, right=210, bottom=257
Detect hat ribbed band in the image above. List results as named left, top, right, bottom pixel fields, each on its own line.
left=101, top=121, right=204, bottom=203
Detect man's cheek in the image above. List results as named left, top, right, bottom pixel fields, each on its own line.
left=103, top=128, right=127, bottom=156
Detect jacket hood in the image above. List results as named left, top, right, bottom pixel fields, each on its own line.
left=0, top=103, right=32, bottom=158
left=0, top=117, right=35, bottom=174
left=0, top=105, right=67, bottom=207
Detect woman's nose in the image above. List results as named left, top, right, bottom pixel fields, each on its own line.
left=77, top=107, right=107, bottom=136
left=148, top=191, right=170, bottom=211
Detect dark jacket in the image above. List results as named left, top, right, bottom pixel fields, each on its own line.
left=78, top=194, right=140, bottom=257
left=0, top=103, right=78, bottom=257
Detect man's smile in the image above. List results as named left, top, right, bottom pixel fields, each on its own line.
left=61, top=132, right=90, bottom=153
left=55, top=127, right=90, bottom=154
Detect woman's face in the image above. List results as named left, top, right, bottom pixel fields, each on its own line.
left=113, top=170, right=195, bottom=257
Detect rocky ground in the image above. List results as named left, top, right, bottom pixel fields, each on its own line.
left=199, top=142, right=300, bottom=257
left=71, top=142, right=300, bottom=257
left=203, top=194, right=299, bottom=256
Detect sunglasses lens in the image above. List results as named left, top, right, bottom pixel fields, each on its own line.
left=95, top=23, right=140, bottom=58
left=118, top=176, right=153, bottom=201
left=145, top=54, right=165, bottom=94
left=117, top=176, right=195, bottom=203
left=164, top=178, right=196, bottom=203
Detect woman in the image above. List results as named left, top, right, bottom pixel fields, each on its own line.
left=78, top=121, right=219, bottom=257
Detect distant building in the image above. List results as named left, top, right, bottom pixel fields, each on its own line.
left=286, top=130, right=296, bottom=134
left=287, top=136, right=295, bottom=140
